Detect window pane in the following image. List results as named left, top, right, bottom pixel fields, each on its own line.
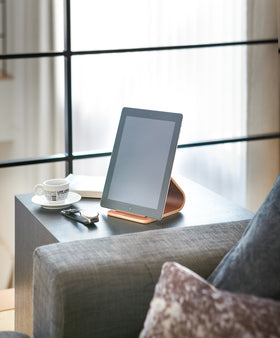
left=72, top=44, right=278, bottom=154
left=0, top=57, right=65, bottom=161
left=73, top=157, right=110, bottom=177
left=174, top=143, right=247, bottom=209
left=173, top=139, right=279, bottom=212
left=71, top=0, right=276, bottom=51
left=5, top=0, right=64, bottom=54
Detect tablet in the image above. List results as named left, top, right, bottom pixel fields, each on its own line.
left=100, top=107, right=183, bottom=220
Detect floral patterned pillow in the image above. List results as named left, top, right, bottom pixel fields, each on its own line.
left=139, top=262, right=280, bottom=338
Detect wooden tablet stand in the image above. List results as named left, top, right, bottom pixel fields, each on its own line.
left=108, top=178, right=185, bottom=224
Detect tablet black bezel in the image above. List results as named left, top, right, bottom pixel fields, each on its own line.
left=101, top=107, right=182, bottom=220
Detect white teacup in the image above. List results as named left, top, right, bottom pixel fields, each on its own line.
left=34, top=178, right=69, bottom=203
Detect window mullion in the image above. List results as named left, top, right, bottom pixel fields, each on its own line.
left=64, top=0, right=73, bottom=175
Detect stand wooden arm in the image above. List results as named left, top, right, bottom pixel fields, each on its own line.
left=108, top=177, right=185, bottom=224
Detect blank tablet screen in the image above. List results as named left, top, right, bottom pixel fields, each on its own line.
left=101, top=107, right=182, bottom=220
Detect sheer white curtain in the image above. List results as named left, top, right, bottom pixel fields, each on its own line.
left=0, top=0, right=63, bottom=289
left=246, top=0, right=279, bottom=211
left=9, top=0, right=62, bottom=177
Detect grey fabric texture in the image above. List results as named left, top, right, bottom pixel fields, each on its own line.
left=0, top=332, right=29, bottom=338
left=33, top=220, right=249, bottom=338
left=208, top=174, right=280, bottom=300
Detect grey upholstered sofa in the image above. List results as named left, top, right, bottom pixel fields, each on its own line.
left=32, top=219, right=250, bottom=338
left=31, top=173, right=280, bottom=337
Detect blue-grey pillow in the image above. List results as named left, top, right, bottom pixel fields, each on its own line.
left=208, top=174, right=280, bottom=300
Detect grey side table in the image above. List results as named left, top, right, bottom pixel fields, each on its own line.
left=15, top=176, right=253, bottom=337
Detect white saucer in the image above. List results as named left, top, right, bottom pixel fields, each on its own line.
left=32, top=192, right=81, bottom=209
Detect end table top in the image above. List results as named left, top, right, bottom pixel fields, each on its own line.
left=15, top=175, right=254, bottom=243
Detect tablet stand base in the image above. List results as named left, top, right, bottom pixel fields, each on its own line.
left=108, top=177, right=185, bottom=224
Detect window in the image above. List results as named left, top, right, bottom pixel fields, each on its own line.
left=0, top=0, right=279, bottom=289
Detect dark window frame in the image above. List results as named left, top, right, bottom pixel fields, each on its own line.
left=0, top=0, right=279, bottom=173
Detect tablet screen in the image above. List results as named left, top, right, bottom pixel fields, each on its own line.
left=101, top=107, right=182, bottom=220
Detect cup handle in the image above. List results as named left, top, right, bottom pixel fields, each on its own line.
left=34, top=184, right=44, bottom=196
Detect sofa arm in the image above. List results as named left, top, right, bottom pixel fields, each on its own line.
left=33, top=220, right=249, bottom=338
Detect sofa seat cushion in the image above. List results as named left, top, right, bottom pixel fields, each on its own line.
left=139, top=262, right=280, bottom=338
left=208, top=174, right=280, bottom=300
